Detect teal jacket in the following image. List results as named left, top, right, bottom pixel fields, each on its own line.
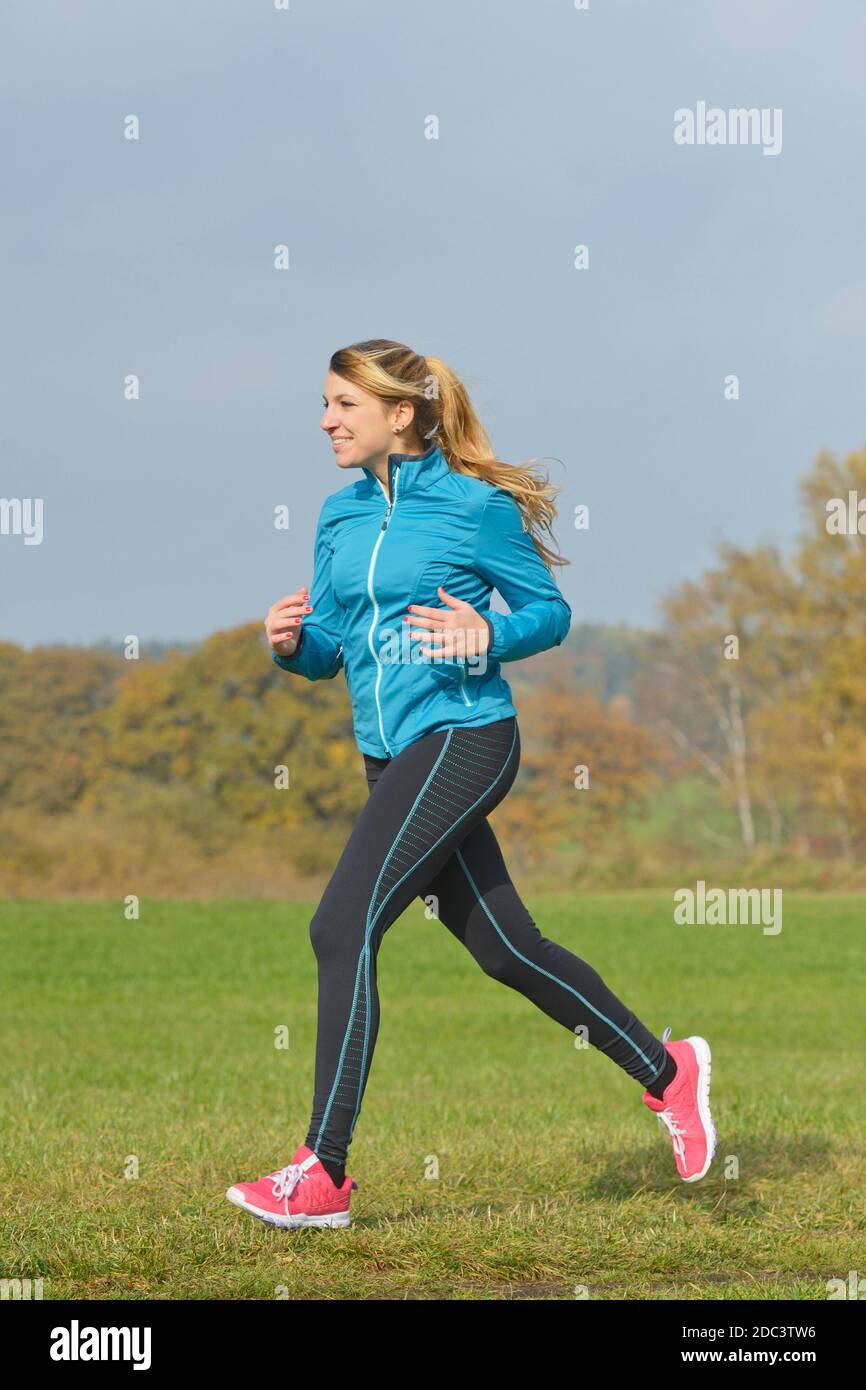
left=272, top=443, right=572, bottom=758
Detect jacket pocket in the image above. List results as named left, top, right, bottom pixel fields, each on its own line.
left=422, top=654, right=477, bottom=707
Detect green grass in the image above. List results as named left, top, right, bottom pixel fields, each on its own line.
left=1, top=893, right=863, bottom=1300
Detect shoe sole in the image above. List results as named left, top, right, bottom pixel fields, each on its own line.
left=681, top=1035, right=716, bottom=1182
left=225, top=1186, right=351, bottom=1229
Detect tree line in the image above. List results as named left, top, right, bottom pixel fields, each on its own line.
left=2, top=445, right=864, bottom=896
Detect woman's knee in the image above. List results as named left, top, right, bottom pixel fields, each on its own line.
left=309, top=899, right=352, bottom=964
left=473, top=934, right=523, bottom=984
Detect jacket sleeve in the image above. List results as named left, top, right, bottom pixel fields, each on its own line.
left=271, top=501, right=344, bottom=681
left=473, top=487, right=572, bottom=662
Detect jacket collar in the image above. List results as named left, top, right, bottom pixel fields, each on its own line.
left=362, top=441, right=450, bottom=502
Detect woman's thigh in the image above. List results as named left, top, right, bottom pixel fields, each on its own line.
left=364, top=736, right=516, bottom=949
left=416, top=815, right=542, bottom=972
left=319, top=718, right=520, bottom=954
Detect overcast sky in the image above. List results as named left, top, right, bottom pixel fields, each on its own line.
left=3, top=0, right=864, bottom=648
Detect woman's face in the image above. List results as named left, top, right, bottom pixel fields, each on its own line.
left=320, top=371, right=412, bottom=471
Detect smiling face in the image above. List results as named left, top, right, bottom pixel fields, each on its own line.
left=321, top=370, right=418, bottom=471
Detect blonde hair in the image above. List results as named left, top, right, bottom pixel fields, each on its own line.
left=329, top=339, right=569, bottom=571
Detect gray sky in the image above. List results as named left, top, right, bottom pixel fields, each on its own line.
left=3, top=0, right=864, bottom=648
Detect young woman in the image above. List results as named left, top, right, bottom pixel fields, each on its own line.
left=226, top=339, right=716, bottom=1229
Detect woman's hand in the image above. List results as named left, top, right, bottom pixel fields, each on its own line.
left=404, top=587, right=490, bottom=662
left=265, top=586, right=313, bottom=656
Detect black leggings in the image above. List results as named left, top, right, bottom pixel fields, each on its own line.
left=304, top=716, right=670, bottom=1171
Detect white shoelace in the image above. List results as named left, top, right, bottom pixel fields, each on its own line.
left=270, top=1163, right=305, bottom=1200
left=657, top=1109, right=687, bottom=1158
left=655, top=1024, right=687, bottom=1156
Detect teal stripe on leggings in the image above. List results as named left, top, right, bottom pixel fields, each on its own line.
left=316, top=724, right=519, bottom=1151
left=453, top=845, right=663, bottom=1080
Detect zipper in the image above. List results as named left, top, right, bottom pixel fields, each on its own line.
left=365, top=459, right=401, bottom=756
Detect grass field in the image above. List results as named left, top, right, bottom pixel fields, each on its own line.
left=1, top=892, right=863, bottom=1300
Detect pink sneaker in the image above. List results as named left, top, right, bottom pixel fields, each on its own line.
left=226, top=1145, right=358, bottom=1228
left=642, top=1027, right=716, bottom=1182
